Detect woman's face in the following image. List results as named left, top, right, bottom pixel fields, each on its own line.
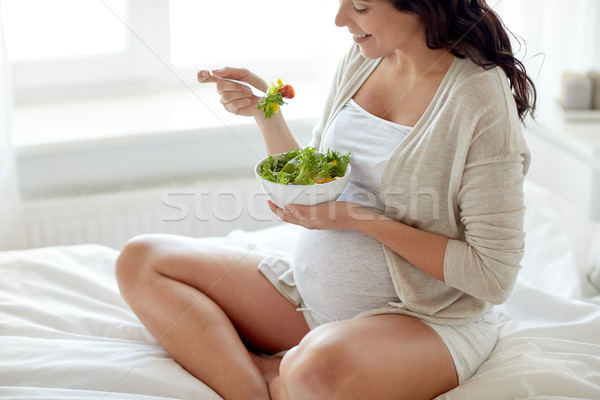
left=335, top=0, right=426, bottom=60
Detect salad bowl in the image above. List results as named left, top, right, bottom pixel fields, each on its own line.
left=254, top=148, right=351, bottom=209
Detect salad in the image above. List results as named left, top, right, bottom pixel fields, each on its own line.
left=256, top=79, right=295, bottom=119
left=259, top=147, right=351, bottom=186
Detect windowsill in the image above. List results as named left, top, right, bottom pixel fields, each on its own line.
left=13, top=83, right=322, bottom=199
left=13, top=82, right=322, bottom=156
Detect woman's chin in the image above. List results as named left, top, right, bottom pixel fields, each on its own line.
left=356, top=46, right=378, bottom=60
left=354, top=44, right=385, bottom=61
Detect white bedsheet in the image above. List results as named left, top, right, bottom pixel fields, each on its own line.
left=0, top=245, right=222, bottom=399
left=1, top=181, right=599, bottom=399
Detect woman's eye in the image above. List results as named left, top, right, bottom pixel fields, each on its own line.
left=352, top=3, right=368, bottom=14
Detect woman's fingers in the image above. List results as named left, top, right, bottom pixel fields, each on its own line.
left=267, top=200, right=383, bottom=231
left=266, top=201, right=329, bottom=230
left=197, top=69, right=218, bottom=83
left=215, top=78, right=253, bottom=96
left=211, top=67, right=268, bottom=92
left=198, top=68, right=259, bottom=116
left=219, top=84, right=258, bottom=116
left=197, top=67, right=265, bottom=117
left=197, top=70, right=253, bottom=93
left=218, top=84, right=253, bottom=102
left=221, top=97, right=253, bottom=115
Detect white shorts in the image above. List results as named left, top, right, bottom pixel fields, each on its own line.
left=258, top=255, right=499, bottom=384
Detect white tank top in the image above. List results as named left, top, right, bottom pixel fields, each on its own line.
left=293, top=99, right=412, bottom=326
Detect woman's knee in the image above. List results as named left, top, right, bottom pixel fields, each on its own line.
left=279, top=324, right=356, bottom=400
left=115, top=234, right=168, bottom=295
left=116, top=234, right=223, bottom=299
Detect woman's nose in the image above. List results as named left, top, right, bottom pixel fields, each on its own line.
left=334, top=1, right=350, bottom=27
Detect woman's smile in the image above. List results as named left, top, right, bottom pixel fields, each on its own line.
left=336, top=0, right=425, bottom=60
left=352, top=32, right=372, bottom=43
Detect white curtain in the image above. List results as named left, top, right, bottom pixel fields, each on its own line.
left=0, top=2, right=24, bottom=251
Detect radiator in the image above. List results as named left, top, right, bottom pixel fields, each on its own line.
left=22, top=177, right=281, bottom=250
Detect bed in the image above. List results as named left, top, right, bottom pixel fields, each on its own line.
left=1, top=181, right=599, bottom=400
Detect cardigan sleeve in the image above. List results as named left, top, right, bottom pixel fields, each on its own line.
left=443, top=68, right=530, bottom=305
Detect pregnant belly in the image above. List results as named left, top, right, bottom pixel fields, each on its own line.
left=292, top=229, right=399, bottom=325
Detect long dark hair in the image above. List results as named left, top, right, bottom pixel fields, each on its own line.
left=390, top=0, right=536, bottom=121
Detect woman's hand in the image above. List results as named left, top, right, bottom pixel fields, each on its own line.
left=198, top=67, right=299, bottom=154
left=267, top=200, right=385, bottom=231
left=197, top=67, right=268, bottom=117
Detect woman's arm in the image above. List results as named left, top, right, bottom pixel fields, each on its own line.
left=197, top=67, right=299, bottom=154
left=268, top=201, right=449, bottom=282
left=253, top=111, right=300, bottom=155
left=359, top=212, right=449, bottom=282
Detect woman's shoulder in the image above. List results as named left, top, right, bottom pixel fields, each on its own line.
left=450, top=57, right=511, bottom=95
left=442, top=56, right=516, bottom=117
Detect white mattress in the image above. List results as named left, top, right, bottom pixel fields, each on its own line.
left=1, top=181, right=599, bottom=399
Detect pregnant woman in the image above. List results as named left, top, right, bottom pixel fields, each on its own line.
left=116, top=1, right=536, bottom=399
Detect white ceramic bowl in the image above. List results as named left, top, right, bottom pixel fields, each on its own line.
left=255, top=152, right=351, bottom=209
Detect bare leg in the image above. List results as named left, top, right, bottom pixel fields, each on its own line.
left=249, top=351, right=283, bottom=383
left=115, top=234, right=310, bottom=400
left=248, top=352, right=291, bottom=400
left=273, top=314, right=458, bottom=400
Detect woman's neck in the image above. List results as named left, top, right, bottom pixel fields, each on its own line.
left=385, top=48, right=454, bottom=79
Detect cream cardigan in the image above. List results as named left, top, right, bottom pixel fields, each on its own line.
left=309, top=45, right=530, bottom=325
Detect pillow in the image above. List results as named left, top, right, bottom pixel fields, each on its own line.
left=521, top=181, right=600, bottom=298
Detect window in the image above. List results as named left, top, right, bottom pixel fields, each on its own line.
left=5, top=0, right=599, bottom=199
left=170, top=0, right=330, bottom=66
left=3, top=0, right=348, bottom=103
left=5, top=0, right=598, bottom=129
left=2, top=0, right=167, bottom=101
left=4, top=0, right=126, bottom=60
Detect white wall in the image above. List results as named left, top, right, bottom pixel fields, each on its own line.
left=494, top=0, right=600, bottom=110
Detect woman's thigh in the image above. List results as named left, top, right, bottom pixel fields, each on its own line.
left=279, top=314, right=458, bottom=400
left=117, top=233, right=310, bottom=353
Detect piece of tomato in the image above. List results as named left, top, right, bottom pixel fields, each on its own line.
left=280, top=84, right=295, bottom=99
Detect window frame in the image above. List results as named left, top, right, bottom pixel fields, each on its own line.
left=8, top=0, right=172, bottom=102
